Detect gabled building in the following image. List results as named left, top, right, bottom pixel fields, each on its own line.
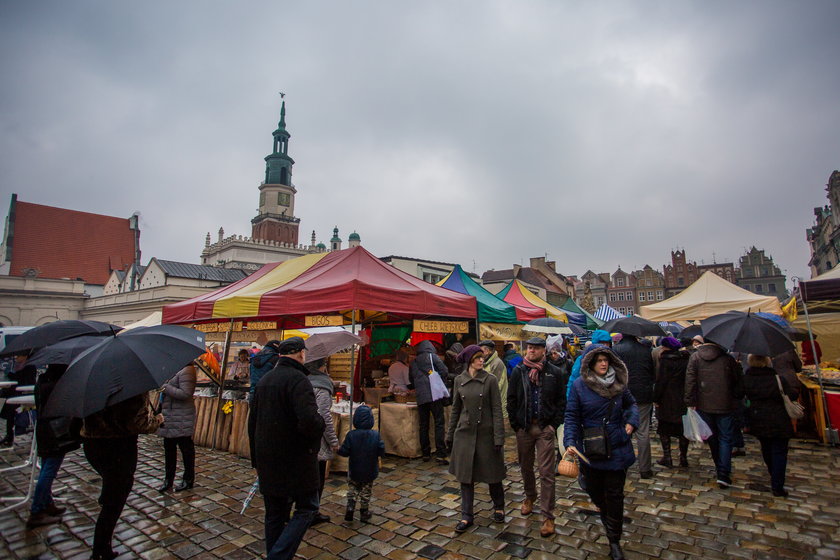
left=735, top=247, right=788, bottom=300
left=574, top=270, right=611, bottom=313
left=481, top=257, right=573, bottom=308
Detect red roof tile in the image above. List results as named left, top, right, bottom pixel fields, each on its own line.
left=7, top=200, right=137, bottom=285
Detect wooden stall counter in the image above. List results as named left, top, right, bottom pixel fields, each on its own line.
left=362, top=387, right=391, bottom=408
left=378, top=402, right=449, bottom=458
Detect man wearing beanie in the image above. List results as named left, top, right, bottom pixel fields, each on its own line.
left=249, top=336, right=325, bottom=560
left=507, top=337, right=567, bottom=537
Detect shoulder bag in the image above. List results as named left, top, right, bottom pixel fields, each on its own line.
left=775, top=375, right=805, bottom=420
left=582, top=398, right=615, bottom=461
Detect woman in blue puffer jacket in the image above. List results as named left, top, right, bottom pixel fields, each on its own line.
left=564, top=346, right=639, bottom=560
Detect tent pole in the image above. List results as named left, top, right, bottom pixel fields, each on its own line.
left=211, top=319, right=234, bottom=451
left=799, top=281, right=839, bottom=445
left=349, top=310, right=357, bottom=419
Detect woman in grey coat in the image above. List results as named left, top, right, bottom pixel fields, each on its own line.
left=157, top=363, right=197, bottom=492
left=445, top=345, right=506, bottom=532
left=308, top=358, right=340, bottom=525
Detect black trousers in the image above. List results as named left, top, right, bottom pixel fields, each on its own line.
left=318, top=460, right=327, bottom=499
left=163, top=436, right=195, bottom=483
left=417, top=399, right=446, bottom=457
left=580, top=464, right=626, bottom=544
left=84, top=436, right=138, bottom=557
left=460, top=482, right=504, bottom=522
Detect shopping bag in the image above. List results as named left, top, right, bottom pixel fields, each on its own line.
left=682, top=409, right=713, bottom=442
left=428, top=356, right=450, bottom=402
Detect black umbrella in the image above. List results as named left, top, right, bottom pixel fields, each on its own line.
left=522, top=317, right=573, bottom=334
left=44, top=325, right=206, bottom=418
left=680, top=324, right=703, bottom=340
left=25, top=335, right=110, bottom=367
left=659, top=322, right=684, bottom=336
left=0, top=320, right=122, bottom=357
left=600, top=316, right=668, bottom=337
left=700, top=311, right=794, bottom=357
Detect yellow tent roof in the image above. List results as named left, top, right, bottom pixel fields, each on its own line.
left=639, top=271, right=782, bottom=321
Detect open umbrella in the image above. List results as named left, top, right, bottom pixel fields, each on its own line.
left=304, top=330, right=362, bottom=363
left=700, top=311, right=794, bottom=356
left=25, top=335, right=109, bottom=367
left=600, top=316, right=668, bottom=337
left=522, top=317, right=573, bottom=335
left=659, top=322, right=684, bottom=336
left=0, top=320, right=122, bottom=357
left=44, top=325, right=206, bottom=418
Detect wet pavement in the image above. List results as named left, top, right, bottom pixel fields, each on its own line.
left=1, top=430, right=839, bottom=559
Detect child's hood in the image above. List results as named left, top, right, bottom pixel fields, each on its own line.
left=353, top=405, right=374, bottom=429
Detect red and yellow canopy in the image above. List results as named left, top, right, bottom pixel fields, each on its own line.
left=162, top=246, right=477, bottom=325
left=496, top=280, right=568, bottom=322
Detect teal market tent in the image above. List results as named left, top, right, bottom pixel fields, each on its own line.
left=437, top=265, right=543, bottom=323
left=559, top=297, right=603, bottom=330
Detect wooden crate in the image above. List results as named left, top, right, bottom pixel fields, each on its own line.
left=328, top=350, right=358, bottom=383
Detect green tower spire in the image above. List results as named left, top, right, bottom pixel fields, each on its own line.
left=265, top=100, right=295, bottom=185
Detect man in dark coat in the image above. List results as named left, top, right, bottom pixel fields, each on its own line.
left=507, top=337, right=567, bottom=537
left=409, top=340, right=450, bottom=463
left=612, top=334, right=655, bottom=478
left=248, top=340, right=282, bottom=398
left=248, top=337, right=325, bottom=560
left=684, top=340, right=744, bottom=489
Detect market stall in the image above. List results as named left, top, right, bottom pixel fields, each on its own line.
left=162, top=245, right=477, bottom=460
left=638, top=271, right=782, bottom=321
left=495, top=279, right=569, bottom=321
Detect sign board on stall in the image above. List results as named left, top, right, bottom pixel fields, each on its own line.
left=247, top=321, right=277, bottom=330
left=192, top=322, right=244, bottom=333
left=205, top=330, right=284, bottom=343
left=413, top=319, right=470, bottom=334
left=480, top=322, right=527, bottom=341
left=305, top=315, right=344, bottom=327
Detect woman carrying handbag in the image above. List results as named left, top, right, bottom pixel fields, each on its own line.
left=743, top=354, right=797, bottom=497
left=564, top=347, right=639, bottom=560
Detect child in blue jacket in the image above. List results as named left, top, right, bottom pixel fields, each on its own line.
left=338, top=405, right=385, bottom=523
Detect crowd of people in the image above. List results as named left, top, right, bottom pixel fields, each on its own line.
left=6, top=326, right=805, bottom=560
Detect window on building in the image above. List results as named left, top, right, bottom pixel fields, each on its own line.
left=656, top=290, right=664, bottom=300
left=277, top=192, right=291, bottom=206
left=678, top=277, right=684, bottom=286
left=609, top=293, right=616, bottom=302
left=596, top=296, right=604, bottom=306
left=618, top=292, right=625, bottom=301
left=755, top=284, right=763, bottom=293
left=259, top=192, right=266, bottom=207
left=648, top=291, right=654, bottom=300
left=617, top=277, right=625, bottom=287
left=626, top=291, right=633, bottom=300
left=639, top=292, right=645, bottom=302
left=769, top=284, right=777, bottom=293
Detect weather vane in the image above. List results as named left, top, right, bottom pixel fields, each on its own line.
left=279, top=91, right=286, bottom=99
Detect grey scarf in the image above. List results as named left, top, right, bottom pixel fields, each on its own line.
left=594, top=366, right=616, bottom=387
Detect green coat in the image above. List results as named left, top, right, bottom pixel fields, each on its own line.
left=483, top=352, right=508, bottom=419
left=446, top=369, right=506, bottom=484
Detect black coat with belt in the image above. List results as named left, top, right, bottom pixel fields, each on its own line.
left=248, top=357, right=325, bottom=497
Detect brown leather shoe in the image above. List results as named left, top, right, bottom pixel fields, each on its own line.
left=520, top=498, right=534, bottom=516
left=540, top=517, right=555, bottom=537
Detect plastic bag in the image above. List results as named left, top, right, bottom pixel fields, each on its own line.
left=682, top=409, right=713, bottom=442
left=428, top=356, right=450, bottom=402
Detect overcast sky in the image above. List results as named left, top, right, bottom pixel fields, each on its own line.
left=2, top=1, right=838, bottom=288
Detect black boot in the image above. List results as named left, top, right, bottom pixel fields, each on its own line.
left=174, top=479, right=194, bottom=492
left=609, top=542, right=626, bottom=560
left=679, top=437, right=689, bottom=467
left=360, top=508, right=371, bottom=523
left=158, top=479, right=173, bottom=493
left=344, top=500, right=355, bottom=522
left=657, top=435, right=673, bottom=467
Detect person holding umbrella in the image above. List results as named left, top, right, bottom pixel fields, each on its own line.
left=743, top=354, right=796, bottom=497
left=83, top=392, right=162, bottom=559
left=684, top=338, right=744, bottom=489
left=156, top=362, right=197, bottom=493
left=26, top=364, right=81, bottom=529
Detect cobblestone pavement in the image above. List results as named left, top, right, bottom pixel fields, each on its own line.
left=2, top=431, right=839, bottom=559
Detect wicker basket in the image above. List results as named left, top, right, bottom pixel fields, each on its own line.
left=557, top=450, right=579, bottom=478
left=394, top=393, right=408, bottom=403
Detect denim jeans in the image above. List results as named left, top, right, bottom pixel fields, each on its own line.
left=264, top=490, right=319, bottom=560
left=31, top=455, right=64, bottom=514
left=698, top=411, right=735, bottom=479
left=757, top=437, right=789, bottom=492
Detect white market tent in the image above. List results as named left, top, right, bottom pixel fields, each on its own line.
left=639, top=271, right=782, bottom=322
